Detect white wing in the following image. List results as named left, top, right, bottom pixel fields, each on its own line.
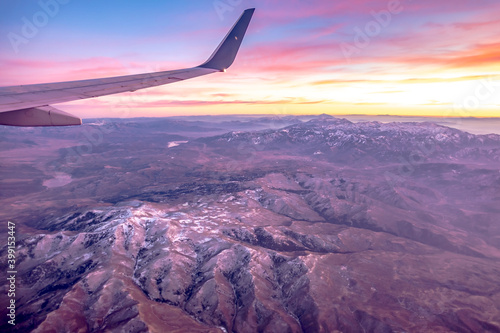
left=0, top=8, right=255, bottom=127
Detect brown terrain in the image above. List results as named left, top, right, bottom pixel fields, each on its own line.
left=1, top=115, right=500, bottom=332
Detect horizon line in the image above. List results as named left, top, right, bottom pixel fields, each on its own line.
left=81, top=114, right=500, bottom=120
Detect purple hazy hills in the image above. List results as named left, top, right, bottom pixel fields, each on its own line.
left=1, top=115, right=500, bottom=332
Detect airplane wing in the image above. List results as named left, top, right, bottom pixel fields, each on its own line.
left=0, top=8, right=255, bottom=127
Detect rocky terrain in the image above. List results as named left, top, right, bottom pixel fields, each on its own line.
left=1, top=115, right=500, bottom=332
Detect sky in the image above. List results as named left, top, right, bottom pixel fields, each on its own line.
left=0, top=0, right=499, bottom=119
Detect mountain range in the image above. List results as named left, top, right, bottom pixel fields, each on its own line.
left=1, top=115, right=499, bottom=332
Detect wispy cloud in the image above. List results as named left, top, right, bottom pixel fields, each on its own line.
left=1, top=0, right=499, bottom=117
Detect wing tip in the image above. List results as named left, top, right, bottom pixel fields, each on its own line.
left=199, top=8, right=255, bottom=71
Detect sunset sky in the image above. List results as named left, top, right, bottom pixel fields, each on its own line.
left=1, top=0, right=499, bottom=118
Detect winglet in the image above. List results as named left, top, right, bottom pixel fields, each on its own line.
left=199, top=8, right=255, bottom=71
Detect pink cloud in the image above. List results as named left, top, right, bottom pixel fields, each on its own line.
left=363, top=41, right=500, bottom=69
left=2, top=1, right=499, bottom=118
left=0, top=57, right=137, bottom=85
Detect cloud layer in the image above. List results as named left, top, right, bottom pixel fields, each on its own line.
left=1, top=0, right=499, bottom=117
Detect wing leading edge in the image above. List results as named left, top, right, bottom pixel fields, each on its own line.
left=0, top=8, right=255, bottom=127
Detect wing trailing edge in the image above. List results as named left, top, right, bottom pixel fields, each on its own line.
left=0, top=106, right=82, bottom=127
